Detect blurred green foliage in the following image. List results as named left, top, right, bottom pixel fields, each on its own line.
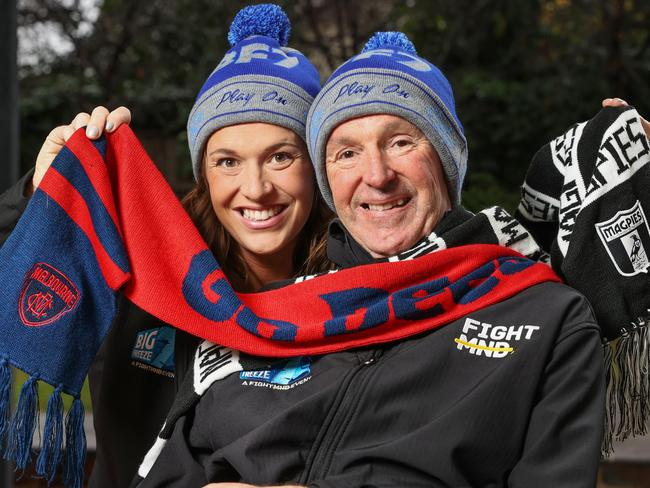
left=18, top=0, right=650, bottom=212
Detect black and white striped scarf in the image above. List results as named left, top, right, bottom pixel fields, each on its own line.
left=516, top=105, right=650, bottom=454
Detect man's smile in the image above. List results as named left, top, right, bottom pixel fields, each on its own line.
left=360, top=197, right=410, bottom=212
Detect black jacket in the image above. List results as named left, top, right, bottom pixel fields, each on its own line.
left=0, top=173, right=198, bottom=488
left=138, top=212, right=605, bottom=488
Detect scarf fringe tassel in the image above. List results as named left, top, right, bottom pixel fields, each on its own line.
left=0, top=363, right=86, bottom=487
left=63, top=398, right=86, bottom=488
left=36, top=385, right=64, bottom=484
left=6, top=374, right=39, bottom=471
left=602, top=315, right=650, bottom=457
left=0, top=357, right=12, bottom=450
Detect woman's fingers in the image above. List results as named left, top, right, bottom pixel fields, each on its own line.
left=71, top=111, right=91, bottom=131
left=57, top=105, right=133, bottom=142
left=32, top=125, right=68, bottom=190
left=85, top=106, right=132, bottom=138
left=86, top=106, right=109, bottom=138
left=66, top=105, right=134, bottom=140
left=31, top=105, right=132, bottom=193
left=62, top=124, right=77, bottom=142
left=105, top=106, right=132, bottom=132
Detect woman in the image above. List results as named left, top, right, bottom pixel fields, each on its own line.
left=0, top=4, right=330, bottom=486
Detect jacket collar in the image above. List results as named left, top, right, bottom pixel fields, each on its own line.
left=326, top=207, right=473, bottom=268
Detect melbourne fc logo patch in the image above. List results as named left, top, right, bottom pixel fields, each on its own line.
left=596, top=201, right=650, bottom=276
left=18, top=263, right=80, bottom=326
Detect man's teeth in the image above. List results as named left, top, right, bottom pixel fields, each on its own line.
left=366, top=199, right=407, bottom=212
left=242, top=206, right=283, bottom=221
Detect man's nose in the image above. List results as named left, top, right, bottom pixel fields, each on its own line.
left=240, top=164, right=272, bottom=200
left=362, top=149, right=396, bottom=188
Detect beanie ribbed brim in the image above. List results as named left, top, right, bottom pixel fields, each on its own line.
left=188, top=74, right=315, bottom=181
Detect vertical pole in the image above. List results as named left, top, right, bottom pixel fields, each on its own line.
left=0, top=1, right=18, bottom=486
left=0, top=0, right=19, bottom=193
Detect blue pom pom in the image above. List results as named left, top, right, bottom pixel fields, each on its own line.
left=228, top=4, right=291, bottom=47
left=362, top=32, right=417, bottom=54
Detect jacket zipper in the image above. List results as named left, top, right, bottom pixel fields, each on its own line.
left=300, top=352, right=379, bottom=484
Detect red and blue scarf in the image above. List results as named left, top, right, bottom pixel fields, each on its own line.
left=0, top=126, right=558, bottom=486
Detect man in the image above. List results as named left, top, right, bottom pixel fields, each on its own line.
left=137, top=31, right=604, bottom=488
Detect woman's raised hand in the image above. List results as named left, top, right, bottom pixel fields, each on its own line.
left=31, top=106, right=131, bottom=193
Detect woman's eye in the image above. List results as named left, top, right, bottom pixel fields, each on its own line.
left=216, top=158, right=238, bottom=168
left=272, top=152, right=293, bottom=164
left=340, top=150, right=355, bottom=160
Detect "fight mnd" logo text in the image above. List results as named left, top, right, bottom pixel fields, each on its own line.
left=455, top=317, right=539, bottom=358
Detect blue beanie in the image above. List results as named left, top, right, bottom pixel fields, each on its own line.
left=187, top=4, right=321, bottom=181
left=306, top=31, right=467, bottom=209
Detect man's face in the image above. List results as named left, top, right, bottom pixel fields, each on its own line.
left=325, top=114, right=451, bottom=258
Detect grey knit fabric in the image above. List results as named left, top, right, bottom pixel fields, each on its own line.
left=188, top=74, right=315, bottom=180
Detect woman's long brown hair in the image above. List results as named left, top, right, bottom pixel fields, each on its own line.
left=181, top=163, right=334, bottom=292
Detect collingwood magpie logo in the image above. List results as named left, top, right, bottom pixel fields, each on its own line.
left=455, top=318, right=539, bottom=358
left=596, top=200, right=650, bottom=276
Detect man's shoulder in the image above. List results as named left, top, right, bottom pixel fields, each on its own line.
left=515, top=280, right=600, bottom=336
left=525, top=280, right=594, bottom=307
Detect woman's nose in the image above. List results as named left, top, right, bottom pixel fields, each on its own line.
left=240, top=164, right=273, bottom=200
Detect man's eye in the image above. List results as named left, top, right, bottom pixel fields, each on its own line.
left=394, top=139, right=412, bottom=148
left=340, top=150, right=355, bottom=159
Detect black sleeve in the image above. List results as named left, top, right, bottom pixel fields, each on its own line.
left=0, top=169, right=34, bottom=246
left=507, top=323, right=605, bottom=487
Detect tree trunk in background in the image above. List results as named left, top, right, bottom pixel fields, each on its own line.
left=0, top=0, right=19, bottom=194
left=602, top=0, right=626, bottom=96
left=0, top=3, right=17, bottom=486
